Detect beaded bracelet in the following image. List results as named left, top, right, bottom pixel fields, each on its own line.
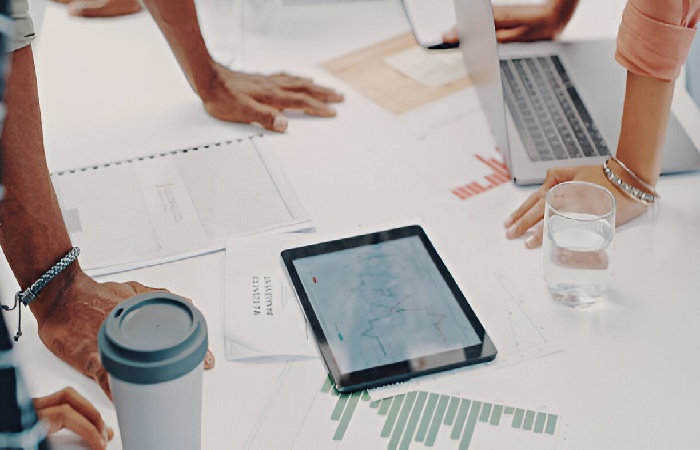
left=1, top=247, right=80, bottom=341
left=602, top=159, right=657, bottom=205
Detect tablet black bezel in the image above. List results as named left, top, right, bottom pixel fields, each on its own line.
left=281, top=225, right=497, bottom=392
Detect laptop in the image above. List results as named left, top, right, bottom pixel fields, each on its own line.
left=454, top=0, right=700, bottom=185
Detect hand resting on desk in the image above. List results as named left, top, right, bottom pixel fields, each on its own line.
left=35, top=270, right=216, bottom=400
left=51, top=0, right=142, bottom=18
left=502, top=164, right=646, bottom=248
left=48, top=0, right=345, bottom=132
left=442, top=0, right=579, bottom=44
left=203, top=64, right=344, bottom=133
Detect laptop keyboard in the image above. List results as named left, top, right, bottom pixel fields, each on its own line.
left=499, top=55, right=610, bottom=162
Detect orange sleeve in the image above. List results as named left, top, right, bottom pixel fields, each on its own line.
left=616, top=0, right=699, bottom=81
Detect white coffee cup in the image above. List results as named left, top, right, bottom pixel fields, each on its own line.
left=98, top=293, right=209, bottom=450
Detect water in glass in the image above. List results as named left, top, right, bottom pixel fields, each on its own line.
left=543, top=213, right=614, bottom=308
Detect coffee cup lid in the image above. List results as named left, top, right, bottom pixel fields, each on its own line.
left=98, top=293, right=208, bottom=384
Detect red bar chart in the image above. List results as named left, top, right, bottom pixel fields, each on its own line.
left=451, top=155, right=510, bottom=201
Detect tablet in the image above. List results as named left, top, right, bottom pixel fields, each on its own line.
left=281, top=225, right=497, bottom=392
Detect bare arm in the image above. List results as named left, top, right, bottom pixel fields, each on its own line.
left=504, top=70, right=672, bottom=247
left=138, top=0, right=217, bottom=105
left=0, top=47, right=75, bottom=324
left=614, top=71, right=675, bottom=187
left=443, top=0, right=580, bottom=44
left=493, top=0, right=580, bottom=42
left=0, top=47, right=214, bottom=398
left=140, top=0, right=343, bottom=132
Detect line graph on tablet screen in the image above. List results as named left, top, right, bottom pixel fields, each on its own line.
left=360, top=305, right=448, bottom=357
left=293, top=236, right=482, bottom=373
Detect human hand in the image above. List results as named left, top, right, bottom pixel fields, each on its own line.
left=503, top=165, right=647, bottom=248
left=34, top=387, right=114, bottom=449
left=202, top=64, right=344, bottom=132
left=491, top=3, right=572, bottom=43
left=441, top=26, right=460, bottom=45
left=51, top=0, right=142, bottom=17
left=34, top=272, right=215, bottom=400
left=442, top=0, right=577, bottom=45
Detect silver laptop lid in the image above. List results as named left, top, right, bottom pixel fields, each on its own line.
left=455, top=0, right=513, bottom=181
left=454, top=0, right=700, bottom=185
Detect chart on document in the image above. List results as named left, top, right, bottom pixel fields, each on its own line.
left=244, top=362, right=566, bottom=450
left=300, top=378, right=565, bottom=450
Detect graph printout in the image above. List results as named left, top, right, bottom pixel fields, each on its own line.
left=244, top=362, right=565, bottom=450
left=299, top=377, right=564, bottom=450
left=291, top=235, right=481, bottom=374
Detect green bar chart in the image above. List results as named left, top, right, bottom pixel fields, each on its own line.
left=322, top=377, right=560, bottom=449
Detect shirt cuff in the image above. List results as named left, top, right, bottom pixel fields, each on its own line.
left=10, top=0, right=35, bottom=52
left=615, top=1, right=697, bottom=81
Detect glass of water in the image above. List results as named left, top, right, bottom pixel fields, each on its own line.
left=543, top=181, right=616, bottom=308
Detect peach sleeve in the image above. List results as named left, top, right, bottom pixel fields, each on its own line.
left=616, top=0, right=699, bottom=81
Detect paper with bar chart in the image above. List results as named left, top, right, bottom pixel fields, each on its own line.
left=243, top=360, right=566, bottom=449
left=368, top=88, right=509, bottom=204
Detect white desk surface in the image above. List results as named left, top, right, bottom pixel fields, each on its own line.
left=5, top=0, right=700, bottom=448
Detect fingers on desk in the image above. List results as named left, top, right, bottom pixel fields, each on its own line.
left=442, top=26, right=459, bottom=43
left=270, top=73, right=345, bottom=104
left=505, top=188, right=547, bottom=247
left=504, top=167, right=580, bottom=247
left=261, top=90, right=338, bottom=118
left=85, top=351, right=113, bottom=401
left=124, top=280, right=170, bottom=295
left=68, top=0, right=143, bottom=18
left=34, top=386, right=114, bottom=449
left=204, top=351, right=216, bottom=369
left=123, top=282, right=216, bottom=370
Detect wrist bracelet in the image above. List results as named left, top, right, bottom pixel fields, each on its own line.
left=602, top=159, right=657, bottom=205
left=1, top=247, right=80, bottom=341
left=610, top=156, right=658, bottom=196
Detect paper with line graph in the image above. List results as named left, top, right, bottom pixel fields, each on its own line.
left=366, top=267, right=564, bottom=401
left=243, top=360, right=567, bottom=449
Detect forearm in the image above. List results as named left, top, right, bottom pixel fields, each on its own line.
left=549, top=0, right=579, bottom=28
left=140, top=0, right=221, bottom=102
left=614, top=71, right=675, bottom=187
left=0, top=46, right=81, bottom=323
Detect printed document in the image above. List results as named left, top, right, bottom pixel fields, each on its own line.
left=52, top=136, right=311, bottom=276
left=225, top=233, right=319, bottom=360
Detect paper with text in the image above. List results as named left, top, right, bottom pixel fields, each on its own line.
left=52, top=137, right=311, bottom=276
left=224, top=233, right=319, bottom=360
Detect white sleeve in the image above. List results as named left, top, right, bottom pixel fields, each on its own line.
left=10, top=0, right=34, bottom=52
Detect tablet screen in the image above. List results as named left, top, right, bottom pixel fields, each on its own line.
left=282, top=226, right=497, bottom=392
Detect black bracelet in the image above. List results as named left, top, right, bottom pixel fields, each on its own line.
left=1, top=247, right=80, bottom=341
